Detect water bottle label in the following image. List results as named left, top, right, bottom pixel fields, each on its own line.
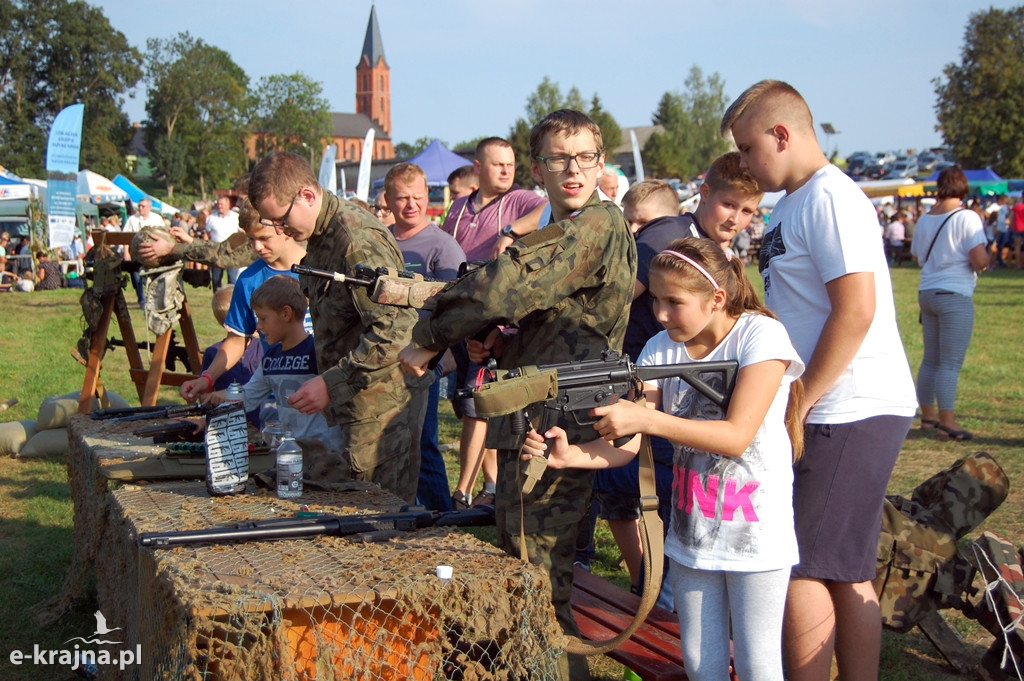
left=205, top=403, right=249, bottom=495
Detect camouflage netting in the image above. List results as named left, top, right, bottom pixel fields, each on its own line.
left=99, top=481, right=563, bottom=681
left=33, top=415, right=167, bottom=624
left=48, top=416, right=564, bottom=680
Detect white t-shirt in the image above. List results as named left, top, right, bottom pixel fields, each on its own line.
left=910, top=209, right=987, bottom=298
left=206, top=209, right=241, bottom=243
left=640, top=313, right=804, bottom=572
left=758, top=164, right=917, bottom=423
left=122, top=211, right=165, bottom=233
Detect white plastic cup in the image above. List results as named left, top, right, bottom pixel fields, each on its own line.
left=435, top=565, right=453, bottom=580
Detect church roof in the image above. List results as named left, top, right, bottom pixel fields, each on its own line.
left=331, top=112, right=390, bottom=141
left=360, top=6, right=386, bottom=66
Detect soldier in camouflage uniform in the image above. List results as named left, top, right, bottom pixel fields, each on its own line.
left=400, top=110, right=637, bottom=680
left=249, top=151, right=430, bottom=503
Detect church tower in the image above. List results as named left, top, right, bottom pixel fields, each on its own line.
left=355, top=6, right=391, bottom=138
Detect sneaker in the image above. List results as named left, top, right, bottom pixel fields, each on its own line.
left=471, top=490, right=495, bottom=508
left=451, top=490, right=471, bottom=509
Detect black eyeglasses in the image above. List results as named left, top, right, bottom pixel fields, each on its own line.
left=534, top=151, right=603, bottom=173
left=259, top=192, right=299, bottom=233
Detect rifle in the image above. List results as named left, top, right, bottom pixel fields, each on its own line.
left=466, top=350, right=737, bottom=490
left=91, top=402, right=212, bottom=423
left=468, top=349, right=736, bottom=443
left=139, top=504, right=496, bottom=548
left=291, top=263, right=448, bottom=310
left=108, top=331, right=191, bottom=371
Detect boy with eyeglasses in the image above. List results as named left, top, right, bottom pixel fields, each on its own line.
left=399, top=109, right=636, bottom=680
left=180, top=197, right=309, bottom=404
left=248, top=151, right=430, bottom=503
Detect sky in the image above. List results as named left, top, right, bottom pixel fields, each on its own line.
left=92, top=0, right=1014, bottom=160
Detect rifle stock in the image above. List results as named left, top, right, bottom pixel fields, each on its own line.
left=139, top=504, right=495, bottom=548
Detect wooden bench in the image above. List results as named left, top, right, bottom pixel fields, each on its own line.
left=571, top=566, right=738, bottom=681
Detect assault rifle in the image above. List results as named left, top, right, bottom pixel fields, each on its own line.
left=292, top=263, right=448, bottom=310
left=467, top=350, right=737, bottom=491
left=139, top=504, right=495, bottom=548
left=467, top=349, right=737, bottom=448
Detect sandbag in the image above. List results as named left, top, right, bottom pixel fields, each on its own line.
left=37, top=391, right=130, bottom=430
left=0, top=419, right=38, bottom=456
left=18, top=427, right=69, bottom=458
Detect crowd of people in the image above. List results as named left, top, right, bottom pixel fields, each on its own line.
left=7, top=77, right=1002, bottom=681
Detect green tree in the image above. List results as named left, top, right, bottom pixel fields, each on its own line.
left=394, top=136, right=437, bottom=158
left=144, top=33, right=249, bottom=198
left=249, top=72, right=333, bottom=163
left=509, top=77, right=623, bottom=187
left=0, top=0, right=140, bottom=177
left=588, top=94, right=622, bottom=157
left=934, top=6, right=1024, bottom=177
left=643, top=65, right=730, bottom=180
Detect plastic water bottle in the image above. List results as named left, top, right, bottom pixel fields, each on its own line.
left=224, top=381, right=244, bottom=404
left=275, top=431, right=303, bottom=499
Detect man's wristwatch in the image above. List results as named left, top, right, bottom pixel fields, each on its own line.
left=500, top=224, right=520, bottom=239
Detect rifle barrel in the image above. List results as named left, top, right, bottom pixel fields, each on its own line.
left=291, top=264, right=374, bottom=287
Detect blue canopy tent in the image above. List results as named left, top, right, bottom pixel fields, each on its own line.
left=371, top=139, right=471, bottom=190
left=112, top=174, right=179, bottom=215
left=925, top=167, right=1007, bottom=195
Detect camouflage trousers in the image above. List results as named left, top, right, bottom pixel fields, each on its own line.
left=496, top=451, right=594, bottom=681
left=306, top=376, right=429, bottom=504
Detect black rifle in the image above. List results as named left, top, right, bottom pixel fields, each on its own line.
left=108, top=331, right=191, bottom=372
left=139, top=504, right=496, bottom=548
left=92, top=402, right=212, bottom=423
left=467, top=349, right=737, bottom=448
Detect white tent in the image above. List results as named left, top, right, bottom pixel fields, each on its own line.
left=77, top=169, right=129, bottom=205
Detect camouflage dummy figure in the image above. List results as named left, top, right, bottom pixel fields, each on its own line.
left=400, top=109, right=637, bottom=680
left=249, top=151, right=430, bottom=504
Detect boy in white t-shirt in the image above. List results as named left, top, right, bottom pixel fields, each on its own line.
left=722, top=80, right=917, bottom=681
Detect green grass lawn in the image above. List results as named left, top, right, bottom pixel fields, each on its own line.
left=0, top=265, right=1022, bottom=680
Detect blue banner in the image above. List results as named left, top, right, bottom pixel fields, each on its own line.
left=46, top=103, right=84, bottom=249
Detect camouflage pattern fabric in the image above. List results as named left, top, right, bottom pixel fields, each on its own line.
left=174, top=231, right=256, bottom=270
left=141, top=262, right=185, bottom=336
left=967, top=531, right=1024, bottom=681
left=296, top=193, right=430, bottom=503
left=413, top=193, right=637, bottom=680
left=874, top=451, right=1008, bottom=632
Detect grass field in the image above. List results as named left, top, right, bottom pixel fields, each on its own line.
left=0, top=264, right=1021, bottom=680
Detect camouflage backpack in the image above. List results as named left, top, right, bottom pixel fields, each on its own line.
left=874, top=451, right=1009, bottom=632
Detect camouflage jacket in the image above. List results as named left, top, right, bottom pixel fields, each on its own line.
left=297, top=192, right=425, bottom=424
left=173, top=232, right=257, bottom=269
left=413, top=193, right=637, bottom=446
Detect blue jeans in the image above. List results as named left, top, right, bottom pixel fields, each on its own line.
left=918, top=288, right=974, bottom=411
left=416, top=374, right=453, bottom=511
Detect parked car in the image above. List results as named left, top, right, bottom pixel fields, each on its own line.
left=889, top=160, right=919, bottom=178
left=865, top=158, right=889, bottom=179
left=875, top=151, right=897, bottom=165
left=917, top=153, right=939, bottom=171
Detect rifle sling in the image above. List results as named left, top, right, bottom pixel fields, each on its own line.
left=561, top=431, right=664, bottom=656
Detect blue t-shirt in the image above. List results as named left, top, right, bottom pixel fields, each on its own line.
left=223, top=259, right=313, bottom=347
